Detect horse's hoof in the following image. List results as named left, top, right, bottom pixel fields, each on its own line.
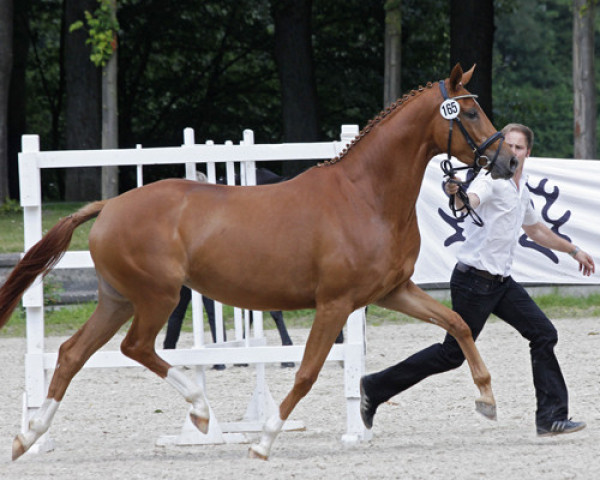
left=12, top=434, right=26, bottom=461
left=248, top=445, right=268, bottom=461
left=475, top=400, right=497, bottom=421
left=190, top=412, right=209, bottom=434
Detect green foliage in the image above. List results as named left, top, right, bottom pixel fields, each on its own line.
left=400, top=0, right=449, bottom=89
left=0, top=198, right=23, bottom=215
left=26, top=0, right=64, bottom=151
left=117, top=0, right=279, bottom=150
left=493, top=1, right=588, bottom=158
left=21, top=0, right=598, bottom=181
left=69, top=0, right=119, bottom=67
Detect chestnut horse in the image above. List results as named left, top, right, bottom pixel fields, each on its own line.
left=0, top=64, right=516, bottom=461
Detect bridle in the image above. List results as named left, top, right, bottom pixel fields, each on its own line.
left=438, top=80, right=505, bottom=226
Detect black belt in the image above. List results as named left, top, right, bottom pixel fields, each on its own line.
left=456, top=262, right=509, bottom=283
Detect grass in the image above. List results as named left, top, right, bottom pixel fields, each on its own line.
left=0, top=303, right=420, bottom=339
left=534, top=292, right=600, bottom=319
left=3, top=293, right=600, bottom=339
left=0, top=202, right=93, bottom=253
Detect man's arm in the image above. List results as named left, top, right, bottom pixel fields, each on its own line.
left=522, top=222, right=595, bottom=276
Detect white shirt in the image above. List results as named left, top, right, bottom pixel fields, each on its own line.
left=456, top=170, right=540, bottom=277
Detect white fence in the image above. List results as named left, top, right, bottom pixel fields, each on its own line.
left=18, top=125, right=372, bottom=453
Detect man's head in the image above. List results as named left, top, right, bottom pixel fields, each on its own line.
left=502, top=123, right=533, bottom=166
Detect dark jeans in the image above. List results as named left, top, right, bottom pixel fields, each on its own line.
left=163, top=286, right=220, bottom=348
left=163, top=286, right=294, bottom=348
left=363, top=265, right=569, bottom=427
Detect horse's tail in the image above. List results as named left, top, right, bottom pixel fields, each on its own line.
left=0, top=200, right=107, bottom=329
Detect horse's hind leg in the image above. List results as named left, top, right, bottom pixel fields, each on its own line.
left=12, top=280, right=134, bottom=460
left=376, top=281, right=496, bottom=420
left=119, top=300, right=210, bottom=434
left=249, top=301, right=351, bottom=460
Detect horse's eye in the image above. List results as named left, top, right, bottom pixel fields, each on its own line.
left=464, top=110, right=478, bottom=120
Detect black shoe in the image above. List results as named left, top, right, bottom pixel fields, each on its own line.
left=211, top=364, right=226, bottom=371
left=537, top=419, right=586, bottom=437
left=281, top=362, right=295, bottom=368
left=359, top=376, right=377, bottom=429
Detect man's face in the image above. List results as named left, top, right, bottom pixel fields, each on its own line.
left=504, top=130, right=530, bottom=166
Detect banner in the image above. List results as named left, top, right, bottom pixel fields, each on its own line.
left=413, top=156, right=600, bottom=286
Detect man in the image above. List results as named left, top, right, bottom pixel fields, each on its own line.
left=360, top=123, right=595, bottom=436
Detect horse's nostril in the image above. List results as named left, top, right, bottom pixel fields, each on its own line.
left=510, top=156, right=518, bottom=171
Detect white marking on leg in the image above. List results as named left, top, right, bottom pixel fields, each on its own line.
left=165, top=367, right=209, bottom=422
left=251, top=413, right=285, bottom=459
left=17, top=399, right=61, bottom=453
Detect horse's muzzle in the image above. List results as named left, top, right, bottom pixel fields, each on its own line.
left=490, top=155, right=517, bottom=180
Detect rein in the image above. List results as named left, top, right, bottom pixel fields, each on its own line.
left=440, top=159, right=484, bottom=227
left=438, top=81, right=505, bottom=227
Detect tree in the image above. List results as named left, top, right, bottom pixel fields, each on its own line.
left=450, top=0, right=494, bottom=120
left=7, top=0, right=28, bottom=200
left=64, top=0, right=102, bottom=201
left=494, top=1, right=575, bottom=158
left=573, top=0, right=596, bottom=159
left=100, top=0, right=119, bottom=199
left=383, top=0, right=402, bottom=107
left=272, top=0, right=319, bottom=177
left=69, top=0, right=119, bottom=199
left=0, top=0, right=13, bottom=205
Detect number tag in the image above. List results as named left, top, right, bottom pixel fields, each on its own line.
left=440, top=99, right=460, bottom=120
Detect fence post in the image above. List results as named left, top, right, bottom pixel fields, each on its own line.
left=342, top=308, right=371, bottom=443
left=19, top=134, right=55, bottom=453
left=183, top=127, right=196, bottom=180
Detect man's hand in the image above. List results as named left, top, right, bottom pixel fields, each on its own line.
left=574, top=250, right=595, bottom=276
left=444, top=176, right=461, bottom=196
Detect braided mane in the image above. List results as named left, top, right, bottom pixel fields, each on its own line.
left=317, top=81, right=437, bottom=167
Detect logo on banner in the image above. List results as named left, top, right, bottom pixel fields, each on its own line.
left=439, top=177, right=572, bottom=264
left=519, top=179, right=572, bottom=264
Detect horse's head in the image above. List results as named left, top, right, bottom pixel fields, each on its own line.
left=433, top=64, right=517, bottom=179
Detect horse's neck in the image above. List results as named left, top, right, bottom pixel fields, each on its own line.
left=341, top=117, right=434, bottom=222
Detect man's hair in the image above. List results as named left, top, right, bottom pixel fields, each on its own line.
left=502, top=123, right=534, bottom=151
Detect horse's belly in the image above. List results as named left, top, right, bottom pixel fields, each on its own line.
left=185, top=231, right=319, bottom=311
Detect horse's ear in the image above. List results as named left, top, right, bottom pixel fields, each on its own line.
left=461, top=64, right=476, bottom=86
left=449, top=63, right=464, bottom=92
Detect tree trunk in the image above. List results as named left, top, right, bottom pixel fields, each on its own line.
left=450, top=0, right=494, bottom=121
left=383, top=0, right=401, bottom=108
left=7, top=0, right=30, bottom=200
left=573, top=0, right=596, bottom=159
left=272, top=0, right=319, bottom=177
left=101, top=0, right=119, bottom=199
left=0, top=0, right=13, bottom=205
left=64, top=0, right=102, bottom=201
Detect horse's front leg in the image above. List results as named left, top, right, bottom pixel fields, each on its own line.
left=248, top=301, right=351, bottom=460
left=376, top=281, right=496, bottom=420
